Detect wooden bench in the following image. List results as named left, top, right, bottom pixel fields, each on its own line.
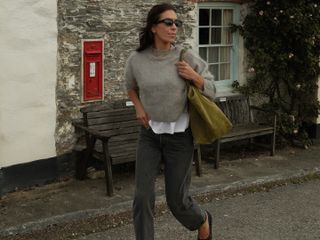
left=211, top=95, right=277, bottom=169
left=72, top=100, right=202, bottom=196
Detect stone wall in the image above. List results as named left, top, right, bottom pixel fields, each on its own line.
left=56, top=0, right=197, bottom=154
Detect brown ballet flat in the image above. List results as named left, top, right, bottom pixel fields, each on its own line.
left=198, top=211, right=212, bottom=240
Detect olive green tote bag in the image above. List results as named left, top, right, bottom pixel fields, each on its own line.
left=187, top=82, right=232, bottom=144
left=180, top=49, right=232, bottom=144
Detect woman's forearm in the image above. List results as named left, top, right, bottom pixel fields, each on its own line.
left=127, top=89, right=150, bottom=128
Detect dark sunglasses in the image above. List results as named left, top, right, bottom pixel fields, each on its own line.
left=156, top=18, right=183, bottom=27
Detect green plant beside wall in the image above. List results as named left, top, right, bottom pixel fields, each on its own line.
left=233, top=0, right=320, bottom=147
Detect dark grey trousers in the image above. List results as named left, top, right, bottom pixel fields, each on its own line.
left=133, top=127, right=206, bottom=240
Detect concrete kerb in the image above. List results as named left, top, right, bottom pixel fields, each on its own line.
left=1, top=167, right=319, bottom=238
left=190, top=167, right=320, bottom=197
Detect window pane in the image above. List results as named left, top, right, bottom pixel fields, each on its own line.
left=211, top=9, right=222, bottom=26
left=199, top=47, right=207, bottom=61
left=198, top=6, right=238, bottom=84
left=223, top=9, right=233, bottom=26
left=220, top=63, right=231, bottom=80
left=208, top=47, right=219, bottom=63
left=199, top=28, right=209, bottom=44
left=222, top=28, right=232, bottom=44
left=211, top=28, right=221, bottom=44
left=199, top=9, right=210, bottom=26
left=220, top=47, right=231, bottom=62
left=210, top=64, right=219, bottom=80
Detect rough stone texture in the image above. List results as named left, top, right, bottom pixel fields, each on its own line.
left=56, top=0, right=197, bottom=154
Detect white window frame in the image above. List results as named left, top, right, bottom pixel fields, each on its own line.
left=197, top=2, right=240, bottom=93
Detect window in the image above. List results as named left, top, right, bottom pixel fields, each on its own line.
left=198, top=3, right=240, bottom=92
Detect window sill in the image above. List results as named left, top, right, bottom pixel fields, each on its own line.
left=215, top=90, right=241, bottom=98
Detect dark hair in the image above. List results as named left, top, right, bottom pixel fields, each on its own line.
left=136, top=3, right=177, bottom=52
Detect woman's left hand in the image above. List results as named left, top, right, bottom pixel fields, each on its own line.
left=176, top=61, right=204, bottom=90
left=175, top=61, right=197, bottom=81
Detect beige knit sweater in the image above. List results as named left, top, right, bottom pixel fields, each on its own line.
left=125, top=45, right=215, bottom=122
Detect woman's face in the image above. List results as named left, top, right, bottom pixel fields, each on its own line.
left=152, top=10, right=178, bottom=48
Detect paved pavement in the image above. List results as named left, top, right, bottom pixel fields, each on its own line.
left=0, top=144, right=320, bottom=240
left=76, top=179, right=320, bottom=240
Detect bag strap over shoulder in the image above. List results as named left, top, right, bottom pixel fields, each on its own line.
left=179, top=48, right=187, bottom=62
left=179, top=48, right=193, bottom=87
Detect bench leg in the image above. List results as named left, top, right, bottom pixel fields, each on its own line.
left=249, top=138, right=254, bottom=150
left=271, top=131, right=276, bottom=156
left=194, top=144, right=202, bottom=177
left=271, top=115, right=277, bottom=156
left=214, top=140, right=220, bottom=169
left=102, top=141, right=114, bottom=197
left=76, top=136, right=96, bottom=180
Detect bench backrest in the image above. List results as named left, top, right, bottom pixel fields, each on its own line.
left=80, top=101, right=138, bottom=129
left=215, top=95, right=251, bottom=125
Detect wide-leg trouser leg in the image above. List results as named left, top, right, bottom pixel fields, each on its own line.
left=133, top=127, right=162, bottom=240
left=133, top=127, right=206, bottom=240
left=163, top=127, right=205, bottom=231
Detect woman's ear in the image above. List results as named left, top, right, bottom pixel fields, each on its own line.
left=151, top=25, right=156, bottom=34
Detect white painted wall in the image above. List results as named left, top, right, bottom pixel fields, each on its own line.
left=0, top=0, right=57, bottom=167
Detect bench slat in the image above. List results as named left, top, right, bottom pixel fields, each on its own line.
left=93, top=152, right=136, bottom=165
left=109, top=132, right=140, bottom=143
left=225, top=124, right=274, bottom=137
left=111, top=146, right=137, bottom=157
left=97, top=126, right=140, bottom=138
left=86, top=108, right=136, bottom=119
left=112, top=154, right=136, bottom=164
left=220, top=131, right=273, bottom=143
left=80, top=100, right=132, bottom=113
left=88, top=120, right=140, bottom=131
left=87, top=114, right=137, bottom=125
left=95, top=141, right=137, bottom=155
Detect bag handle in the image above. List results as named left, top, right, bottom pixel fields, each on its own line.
left=179, top=48, right=187, bottom=62
left=179, top=48, right=193, bottom=87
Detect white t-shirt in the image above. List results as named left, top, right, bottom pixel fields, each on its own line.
left=149, top=112, right=189, bottom=134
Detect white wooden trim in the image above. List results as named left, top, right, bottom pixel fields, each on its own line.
left=196, top=2, right=241, bottom=93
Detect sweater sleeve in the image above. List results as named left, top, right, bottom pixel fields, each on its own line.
left=125, top=52, right=138, bottom=91
left=185, top=49, right=216, bottom=100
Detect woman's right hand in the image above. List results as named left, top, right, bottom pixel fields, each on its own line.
left=135, top=105, right=150, bottom=129
left=127, top=89, right=150, bottom=129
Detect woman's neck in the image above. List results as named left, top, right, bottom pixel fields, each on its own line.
left=153, top=41, right=172, bottom=50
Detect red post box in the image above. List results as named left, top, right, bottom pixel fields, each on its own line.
left=82, top=39, right=104, bottom=102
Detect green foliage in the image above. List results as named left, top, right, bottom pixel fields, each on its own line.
left=234, top=0, right=320, bottom=146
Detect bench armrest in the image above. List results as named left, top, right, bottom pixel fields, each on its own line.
left=71, top=118, right=84, bottom=125
left=250, top=105, right=277, bottom=128
left=249, top=105, right=277, bottom=114
left=72, top=120, right=139, bottom=141
left=72, top=122, right=111, bottom=141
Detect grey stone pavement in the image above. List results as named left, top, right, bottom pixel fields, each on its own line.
left=0, top=143, right=320, bottom=240
left=77, top=179, right=320, bottom=240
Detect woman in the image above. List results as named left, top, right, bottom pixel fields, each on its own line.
left=125, top=3, right=215, bottom=240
